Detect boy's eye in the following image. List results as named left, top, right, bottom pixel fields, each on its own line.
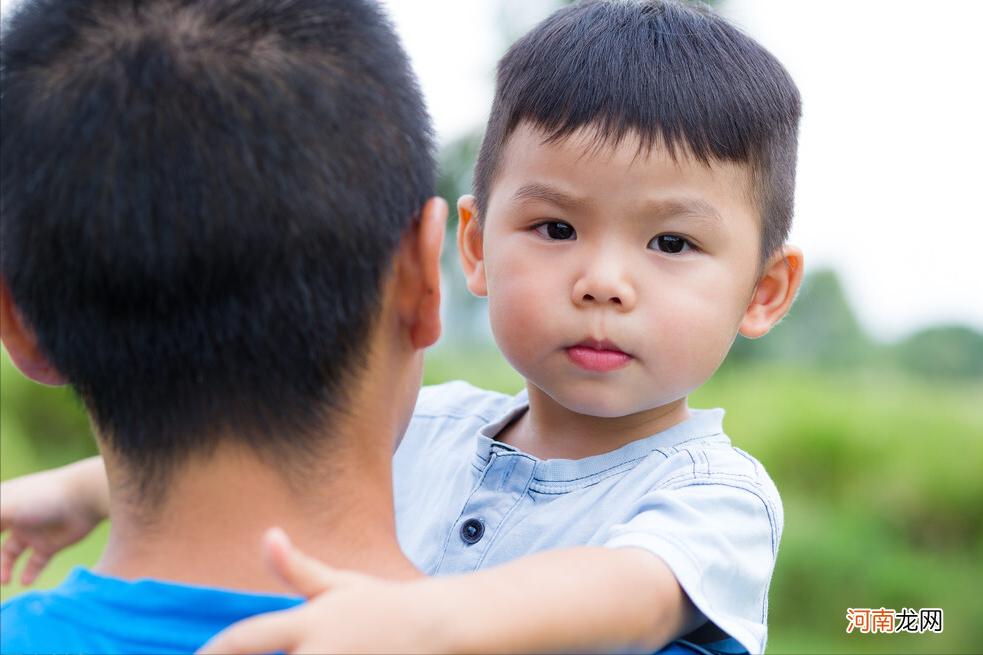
left=534, top=221, right=576, bottom=240
left=649, top=234, right=693, bottom=254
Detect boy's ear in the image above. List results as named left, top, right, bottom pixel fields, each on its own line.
left=394, top=196, right=446, bottom=349
left=739, top=246, right=804, bottom=339
left=457, top=195, right=487, bottom=297
left=0, top=278, right=68, bottom=386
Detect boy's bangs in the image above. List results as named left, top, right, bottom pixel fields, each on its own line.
left=475, top=0, right=801, bottom=259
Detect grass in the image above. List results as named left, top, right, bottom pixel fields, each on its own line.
left=2, top=347, right=981, bottom=653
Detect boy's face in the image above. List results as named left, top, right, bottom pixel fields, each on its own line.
left=462, top=123, right=767, bottom=420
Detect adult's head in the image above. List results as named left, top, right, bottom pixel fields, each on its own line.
left=472, top=0, right=801, bottom=266
left=1, top=0, right=437, bottom=498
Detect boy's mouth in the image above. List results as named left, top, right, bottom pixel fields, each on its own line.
left=565, top=338, right=632, bottom=372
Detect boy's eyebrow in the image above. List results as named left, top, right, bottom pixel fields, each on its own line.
left=645, top=199, right=725, bottom=225
left=509, top=182, right=591, bottom=212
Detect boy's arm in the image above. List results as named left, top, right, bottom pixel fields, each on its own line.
left=0, top=455, right=110, bottom=585
left=200, top=528, right=702, bottom=655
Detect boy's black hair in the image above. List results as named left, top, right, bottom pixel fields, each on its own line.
left=0, top=0, right=435, bottom=497
left=473, top=0, right=801, bottom=263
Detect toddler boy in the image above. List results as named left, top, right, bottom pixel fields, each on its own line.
left=393, top=1, right=803, bottom=651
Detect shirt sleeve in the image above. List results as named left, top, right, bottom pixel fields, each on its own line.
left=603, top=448, right=783, bottom=655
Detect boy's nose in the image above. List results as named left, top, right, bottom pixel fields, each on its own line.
left=572, top=259, right=636, bottom=311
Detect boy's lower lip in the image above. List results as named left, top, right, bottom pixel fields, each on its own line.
left=565, top=346, right=632, bottom=372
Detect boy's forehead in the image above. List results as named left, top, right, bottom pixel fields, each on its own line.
left=495, top=121, right=756, bottom=205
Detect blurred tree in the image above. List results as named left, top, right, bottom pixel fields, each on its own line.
left=435, top=130, right=489, bottom=347
left=894, top=325, right=983, bottom=379
left=725, top=269, right=983, bottom=380
left=727, top=268, right=878, bottom=368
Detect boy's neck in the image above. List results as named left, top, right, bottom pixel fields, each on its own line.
left=498, top=384, right=692, bottom=461
left=95, top=438, right=420, bottom=593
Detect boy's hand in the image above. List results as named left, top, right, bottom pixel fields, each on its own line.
left=0, top=457, right=109, bottom=585
left=198, top=528, right=447, bottom=655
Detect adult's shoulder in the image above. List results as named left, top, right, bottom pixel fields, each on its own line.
left=1, top=583, right=91, bottom=654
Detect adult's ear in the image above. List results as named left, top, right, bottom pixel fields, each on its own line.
left=456, top=195, right=487, bottom=297
left=739, top=246, right=804, bottom=339
left=0, top=278, right=68, bottom=386
left=393, top=196, right=446, bottom=349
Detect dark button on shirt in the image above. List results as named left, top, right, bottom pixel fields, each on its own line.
left=460, top=518, right=484, bottom=544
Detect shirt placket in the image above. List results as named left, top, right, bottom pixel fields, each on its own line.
left=433, top=447, right=537, bottom=574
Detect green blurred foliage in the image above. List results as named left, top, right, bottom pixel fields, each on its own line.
left=0, top=357, right=97, bottom=483
left=694, top=365, right=982, bottom=653
left=894, top=326, right=983, bottom=380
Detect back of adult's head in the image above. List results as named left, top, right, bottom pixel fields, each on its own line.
left=0, top=0, right=435, bottom=497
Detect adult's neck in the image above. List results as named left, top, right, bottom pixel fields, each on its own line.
left=95, top=435, right=420, bottom=593
left=92, top=258, right=435, bottom=591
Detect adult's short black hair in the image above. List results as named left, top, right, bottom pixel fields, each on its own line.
left=1, top=0, right=435, bottom=496
left=473, top=0, right=801, bottom=263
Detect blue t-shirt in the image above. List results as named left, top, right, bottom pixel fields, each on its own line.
left=394, top=382, right=783, bottom=654
left=0, top=567, right=303, bottom=654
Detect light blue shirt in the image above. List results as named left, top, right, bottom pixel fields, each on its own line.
left=394, top=381, right=783, bottom=654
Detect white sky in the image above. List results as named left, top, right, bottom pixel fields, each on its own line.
left=2, top=0, right=980, bottom=341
